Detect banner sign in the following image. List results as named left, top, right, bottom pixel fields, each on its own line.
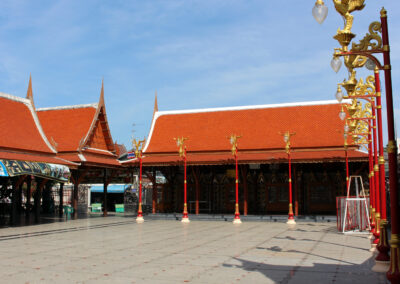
left=0, top=159, right=70, bottom=182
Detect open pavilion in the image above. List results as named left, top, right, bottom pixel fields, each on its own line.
left=124, top=98, right=369, bottom=217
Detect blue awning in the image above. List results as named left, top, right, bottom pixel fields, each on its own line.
left=90, top=184, right=134, bottom=193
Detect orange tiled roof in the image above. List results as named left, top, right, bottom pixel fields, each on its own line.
left=0, top=93, right=56, bottom=154
left=144, top=101, right=354, bottom=154
left=37, top=105, right=97, bottom=152
left=36, top=82, right=120, bottom=167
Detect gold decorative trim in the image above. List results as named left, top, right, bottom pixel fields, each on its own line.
left=380, top=7, right=387, bottom=18
left=351, top=21, right=382, bottom=52
left=387, top=140, right=397, bottom=154
left=379, top=156, right=385, bottom=165
left=384, top=64, right=391, bottom=70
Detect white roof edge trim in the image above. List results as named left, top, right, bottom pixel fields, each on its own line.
left=37, top=103, right=98, bottom=111
left=85, top=147, right=114, bottom=155
left=142, top=112, right=159, bottom=153
left=25, top=99, right=58, bottom=153
left=78, top=154, right=87, bottom=161
left=155, top=100, right=345, bottom=116
left=143, top=99, right=348, bottom=153
left=0, top=92, right=31, bottom=104
left=120, top=158, right=139, bottom=163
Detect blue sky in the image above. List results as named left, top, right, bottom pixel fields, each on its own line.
left=0, top=0, right=399, bottom=149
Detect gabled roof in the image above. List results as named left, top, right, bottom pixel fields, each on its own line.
left=134, top=99, right=368, bottom=166
left=37, top=104, right=97, bottom=152
left=37, top=81, right=116, bottom=154
left=144, top=100, right=354, bottom=154
left=0, top=92, right=57, bottom=154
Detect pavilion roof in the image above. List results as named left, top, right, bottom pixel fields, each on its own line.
left=37, top=81, right=120, bottom=168
left=0, top=92, right=57, bottom=154
left=37, top=104, right=98, bottom=152
left=144, top=100, right=355, bottom=153
left=132, top=99, right=368, bottom=165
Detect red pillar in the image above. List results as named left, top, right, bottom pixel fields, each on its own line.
left=136, top=156, right=144, bottom=222
left=367, top=124, right=375, bottom=231
left=182, top=148, right=189, bottom=222
left=287, top=150, right=294, bottom=222
left=345, top=147, right=349, bottom=195
left=233, top=147, right=241, bottom=223
left=370, top=102, right=378, bottom=232
left=380, top=11, right=400, bottom=281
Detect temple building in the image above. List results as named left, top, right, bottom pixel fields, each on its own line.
left=0, top=77, right=75, bottom=224
left=36, top=80, right=128, bottom=217
left=0, top=77, right=128, bottom=224
left=125, top=99, right=369, bottom=216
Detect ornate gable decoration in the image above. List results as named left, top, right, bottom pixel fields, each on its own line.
left=79, top=80, right=116, bottom=154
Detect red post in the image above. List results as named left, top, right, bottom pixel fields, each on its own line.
left=345, top=146, right=349, bottom=194
left=138, top=157, right=143, bottom=216
left=136, top=155, right=144, bottom=223
left=288, top=151, right=294, bottom=221
left=374, top=70, right=387, bottom=222
left=370, top=101, right=378, bottom=233
left=234, top=147, right=241, bottom=222
left=367, top=122, right=375, bottom=232
left=380, top=10, right=400, bottom=281
left=182, top=148, right=189, bottom=222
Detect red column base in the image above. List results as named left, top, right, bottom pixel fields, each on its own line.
left=370, top=220, right=376, bottom=232
left=376, top=221, right=390, bottom=262
left=287, top=214, right=296, bottom=225
left=387, top=234, right=400, bottom=283
left=181, top=211, right=190, bottom=223
left=233, top=214, right=242, bottom=224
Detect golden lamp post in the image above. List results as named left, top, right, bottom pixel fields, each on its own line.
left=133, top=138, right=146, bottom=223
left=174, top=137, right=190, bottom=223
left=338, top=76, right=383, bottom=250
left=313, top=1, right=398, bottom=280
left=229, top=134, right=242, bottom=224
left=281, top=131, right=296, bottom=225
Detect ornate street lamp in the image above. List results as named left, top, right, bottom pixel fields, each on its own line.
left=133, top=138, right=146, bottom=223
left=315, top=2, right=398, bottom=279
left=339, top=77, right=383, bottom=249
left=174, top=137, right=190, bottom=223
left=229, top=134, right=242, bottom=224
left=281, top=131, right=296, bottom=225
left=312, top=0, right=328, bottom=24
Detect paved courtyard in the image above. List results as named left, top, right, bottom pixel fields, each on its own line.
left=0, top=217, right=388, bottom=283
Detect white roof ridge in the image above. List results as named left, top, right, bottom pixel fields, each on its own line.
left=154, top=100, right=344, bottom=116
left=37, top=103, right=98, bottom=111
left=0, top=92, right=30, bottom=104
